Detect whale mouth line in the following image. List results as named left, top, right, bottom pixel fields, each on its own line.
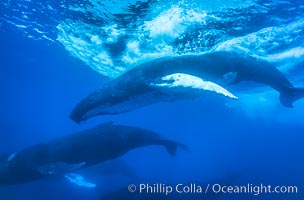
left=81, top=91, right=166, bottom=120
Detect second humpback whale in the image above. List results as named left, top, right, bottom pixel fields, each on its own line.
left=70, top=51, right=304, bottom=123
left=0, top=122, right=187, bottom=185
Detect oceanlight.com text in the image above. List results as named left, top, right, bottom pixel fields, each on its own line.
left=128, top=183, right=299, bottom=196
left=212, top=183, right=298, bottom=196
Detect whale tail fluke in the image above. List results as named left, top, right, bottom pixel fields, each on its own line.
left=280, top=87, right=304, bottom=108
left=162, top=140, right=189, bottom=156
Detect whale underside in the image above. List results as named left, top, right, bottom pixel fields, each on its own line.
left=0, top=122, right=188, bottom=185
left=70, top=51, right=304, bottom=123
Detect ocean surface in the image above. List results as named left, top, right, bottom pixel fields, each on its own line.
left=1, top=0, right=304, bottom=199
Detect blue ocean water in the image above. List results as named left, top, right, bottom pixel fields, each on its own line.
left=1, top=0, right=304, bottom=199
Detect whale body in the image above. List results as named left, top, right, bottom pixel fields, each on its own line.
left=0, top=122, right=187, bottom=185
left=70, top=51, right=304, bottom=123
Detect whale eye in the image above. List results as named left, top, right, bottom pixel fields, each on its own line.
left=223, top=72, right=237, bottom=84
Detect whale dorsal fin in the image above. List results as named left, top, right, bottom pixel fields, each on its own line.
left=151, top=73, right=238, bottom=99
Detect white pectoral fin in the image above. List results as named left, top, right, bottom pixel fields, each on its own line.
left=151, top=73, right=238, bottom=99
left=65, top=173, right=96, bottom=188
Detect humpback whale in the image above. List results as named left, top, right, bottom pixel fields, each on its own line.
left=0, top=122, right=187, bottom=185
left=70, top=51, right=304, bottom=123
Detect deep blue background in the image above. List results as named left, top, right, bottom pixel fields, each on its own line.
left=1, top=24, right=304, bottom=199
